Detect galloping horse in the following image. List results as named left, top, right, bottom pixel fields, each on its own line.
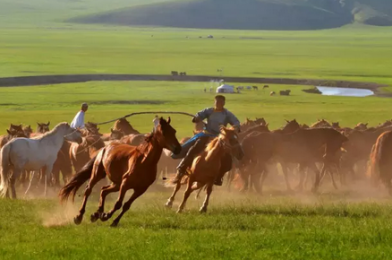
left=0, top=123, right=82, bottom=198
left=166, top=127, right=242, bottom=213
left=59, top=117, right=181, bottom=227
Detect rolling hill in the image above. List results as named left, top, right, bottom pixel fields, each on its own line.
left=69, top=0, right=392, bottom=30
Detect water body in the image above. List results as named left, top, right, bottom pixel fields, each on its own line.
left=316, top=86, right=374, bottom=97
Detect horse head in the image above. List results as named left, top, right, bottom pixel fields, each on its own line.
left=37, top=122, right=50, bottom=133
left=64, top=123, right=83, bottom=144
left=282, top=119, right=300, bottom=133
left=110, top=128, right=124, bottom=140
left=219, top=126, right=244, bottom=160
left=23, top=125, right=33, bottom=137
left=10, top=124, right=23, bottom=132
left=153, top=117, right=181, bottom=155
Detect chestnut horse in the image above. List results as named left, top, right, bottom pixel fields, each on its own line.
left=367, top=130, right=392, bottom=194
left=59, top=117, right=181, bottom=227
left=166, top=127, right=241, bottom=213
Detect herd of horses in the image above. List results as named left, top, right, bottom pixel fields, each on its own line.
left=1, top=115, right=392, bottom=226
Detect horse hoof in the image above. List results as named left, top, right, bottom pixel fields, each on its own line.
left=110, top=221, right=119, bottom=228
left=100, top=213, right=110, bottom=222
left=90, top=213, right=100, bottom=223
left=176, top=209, right=182, bottom=214
left=74, top=216, right=82, bottom=225
left=199, top=208, right=207, bottom=213
left=165, top=201, right=173, bottom=208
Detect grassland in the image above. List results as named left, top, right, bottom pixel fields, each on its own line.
left=1, top=1, right=392, bottom=259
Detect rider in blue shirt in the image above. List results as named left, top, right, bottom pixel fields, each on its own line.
left=172, top=95, right=241, bottom=186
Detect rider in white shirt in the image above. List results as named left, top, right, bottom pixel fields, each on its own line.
left=70, top=103, right=88, bottom=129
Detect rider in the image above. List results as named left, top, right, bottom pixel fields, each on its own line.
left=172, top=95, right=240, bottom=186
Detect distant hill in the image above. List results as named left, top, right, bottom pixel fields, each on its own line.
left=69, top=0, right=392, bottom=30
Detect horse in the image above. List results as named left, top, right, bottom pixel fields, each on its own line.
left=270, top=91, right=276, bottom=96
left=171, top=127, right=241, bottom=213
left=0, top=122, right=82, bottom=198
left=23, top=125, right=33, bottom=138
left=69, top=135, right=105, bottom=173
left=109, top=128, right=125, bottom=140
left=279, top=90, right=291, bottom=96
left=310, top=119, right=331, bottom=128
left=354, top=123, right=368, bottom=131
left=59, top=117, right=181, bottom=227
left=113, top=118, right=140, bottom=135
left=0, top=128, right=27, bottom=148
left=367, top=130, right=392, bottom=194
left=252, top=86, right=258, bottom=90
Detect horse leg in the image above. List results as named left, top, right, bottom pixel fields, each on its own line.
left=328, top=164, right=339, bottom=190
left=177, top=178, right=195, bottom=213
left=166, top=180, right=183, bottom=208
left=295, top=164, right=306, bottom=191
left=10, top=168, right=22, bottom=199
left=24, top=171, right=36, bottom=198
left=200, top=183, right=213, bottom=213
left=90, top=183, right=120, bottom=223
left=101, top=180, right=130, bottom=222
left=74, top=175, right=102, bottom=225
left=311, top=162, right=322, bottom=193
left=280, top=163, right=292, bottom=191
left=110, top=186, right=149, bottom=227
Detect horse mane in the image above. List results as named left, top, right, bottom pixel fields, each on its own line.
left=33, top=122, right=68, bottom=140
left=205, top=137, right=222, bottom=162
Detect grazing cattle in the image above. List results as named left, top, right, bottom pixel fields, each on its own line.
left=59, top=117, right=182, bottom=227
left=252, top=86, right=258, bottom=90
left=171, top=71, right=179, bottom=76
left=280, top=90, right=291, bottom=96
left=180, top=72, right=187, bottom=76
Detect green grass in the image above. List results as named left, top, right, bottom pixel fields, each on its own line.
left=2, top=191, right=392, bottom=260
left=1, top=81, right=392, bottom=137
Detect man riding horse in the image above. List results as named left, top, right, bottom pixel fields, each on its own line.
left=172, top=95, right=241, bottom=186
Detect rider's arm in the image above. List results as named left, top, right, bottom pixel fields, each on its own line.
left=227, top=111, right=241, bottom=132
left=193, top=108, right=213, bottom=122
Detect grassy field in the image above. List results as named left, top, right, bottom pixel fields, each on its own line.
left=2, top=1, right=392, bottom=259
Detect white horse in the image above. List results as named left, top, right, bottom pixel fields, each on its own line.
left=0, top=122, right=82, bottom=199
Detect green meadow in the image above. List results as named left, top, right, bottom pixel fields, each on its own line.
left=1, top=0, right=392, bottom=259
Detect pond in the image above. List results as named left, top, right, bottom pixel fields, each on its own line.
left=316, top=86, right=374, bottom=97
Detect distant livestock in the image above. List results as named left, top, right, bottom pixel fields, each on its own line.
left=270, top=91, right=276, bottom=96
left=280, top=90, right=291, bottom=96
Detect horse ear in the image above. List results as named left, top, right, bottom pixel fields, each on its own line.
left=167, top=117, right=171, bottom=124
left=6, top=129, right=11, bottom=134
left=47, top=121, right=50, bottom=126
left=285, top=119, right=289, bottom=123
left=365, top=123, right=368, bottom=126
left=110, top=128, right=113, bottom=133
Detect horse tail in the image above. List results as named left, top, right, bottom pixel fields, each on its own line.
left=367, top=132, right=387, bottom=184
left=0, top=143, right=12, bottom=197
left=58, top=155, right=97, bottom=203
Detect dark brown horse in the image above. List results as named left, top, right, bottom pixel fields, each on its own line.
left=367, top=130, right=392, bottom=194
left=59, top=117, right=181, bottom=227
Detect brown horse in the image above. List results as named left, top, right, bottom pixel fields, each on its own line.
left=69, top=135, right=105, bottom=172
left=367, top=130, right=392, bottom=194
left=0, top=128, right=27, bottom=148
left=120, top=134, right=147, bottom=146
left=113, top=118, right=140, bottom=135
left=171, top=127, right=240, bottom=213
left=310, top=119, right=331, bottom=128
left=59, top=117, right=181, bottom=227
left=23, top=125, right=33, bottom=138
